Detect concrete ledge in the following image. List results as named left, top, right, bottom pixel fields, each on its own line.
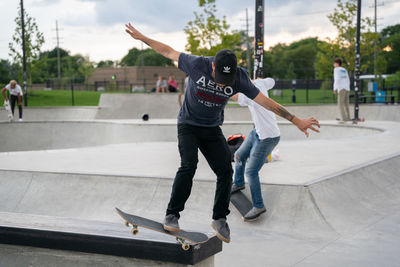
left=0, top=212, right=222, bottom=265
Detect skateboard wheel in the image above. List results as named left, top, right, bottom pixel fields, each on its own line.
left=125, top=221, right=130, bottom=227
left=131, top=228, right=139, bottom=235
left=182, top=243, right=190, bottom=251
left=142, top=114, right=149, bottom=121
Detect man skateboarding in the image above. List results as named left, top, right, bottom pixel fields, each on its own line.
left=231, top=78, right=280, bottom=221
left=125, top=23, right=320, bottom=243
left=1, top=80, right=23, bottom=121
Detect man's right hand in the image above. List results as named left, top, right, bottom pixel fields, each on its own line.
left=125, top=23, right=144, bottom=41
left=124, top=22, right=180, bottom=62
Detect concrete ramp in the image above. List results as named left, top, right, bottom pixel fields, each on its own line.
left=0, top=154, right=399, bottom=238
left=96, top=94, right=181, bottom=120
left=307, top=153, right=400, bottom=235
left=225, top=104, right=400, bottom=122
left=0, top=107, right=98, bottom=122
left=0, top=120, right=382, bottom=152
left=95, top=94, right=400, bottom=121
left=0, top=154, right=399, bottom=266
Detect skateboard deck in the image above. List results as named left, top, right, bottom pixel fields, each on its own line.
left=115, top=208, right=208, bottom=250
left=352, top=117, right=365, bottom=124
left=4, top=100, right=13, bottom=122
left=336, top=117, right=366, bottom=124
left=230, top=190, right=253, bottom=221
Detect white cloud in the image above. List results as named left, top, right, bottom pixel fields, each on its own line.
left=0, top=0, right=399, bottom=63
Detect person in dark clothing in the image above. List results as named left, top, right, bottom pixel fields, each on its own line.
left=125, top=22, right=320, bottom=243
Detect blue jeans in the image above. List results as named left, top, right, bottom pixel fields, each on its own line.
left=233, top=129, right=280, bottom=208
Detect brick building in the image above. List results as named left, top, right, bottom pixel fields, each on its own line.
left=87, top=66, right=186, bottom=92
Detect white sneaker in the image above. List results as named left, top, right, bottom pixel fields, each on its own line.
left=18, top=118, right=23, bottom=122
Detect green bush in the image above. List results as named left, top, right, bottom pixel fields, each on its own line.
left=386, top=71, right=400, bottom=87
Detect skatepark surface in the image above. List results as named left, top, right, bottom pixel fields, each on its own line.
left=0, top=94, right=400, bottom=266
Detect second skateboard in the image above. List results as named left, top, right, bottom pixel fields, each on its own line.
left=230, top=190, right=253, bottom=221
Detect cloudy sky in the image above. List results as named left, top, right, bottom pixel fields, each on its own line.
left=0, top=0, right=399, bottom=63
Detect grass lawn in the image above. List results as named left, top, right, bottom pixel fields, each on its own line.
left=26, top=90, right=102, bottom=107
left=268, top=89, right=336, bottom=105
left=24, top=89, right=338, bottom=107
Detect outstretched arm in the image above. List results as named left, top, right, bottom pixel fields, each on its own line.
left=253, top=92, right=320, bottom=137
left=125, top=23, right=180, bottom=62
left=1, top=88, right=8, bottom=101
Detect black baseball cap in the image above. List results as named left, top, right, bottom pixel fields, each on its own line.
left=214, top=49, right=237, bottom=86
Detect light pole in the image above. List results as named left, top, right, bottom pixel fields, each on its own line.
left=20, top=0, right=28, bottom=106
left=354, top=0, right=361, bottom=121
left=254, top=0, right=264, bottom=79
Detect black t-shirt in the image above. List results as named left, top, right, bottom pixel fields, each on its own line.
left=178, top=53, right=259, bottom=126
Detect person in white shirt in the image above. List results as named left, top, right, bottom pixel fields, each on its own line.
left=230, top=77, right=280, bottom=221
left=333, top=58, right=351, bottom=122
left=1, top=80, right=23, bottom=121
left=156, top=76, right=168, bottom=93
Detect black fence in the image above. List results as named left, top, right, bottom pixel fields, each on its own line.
left=271, top=79, right=400, bottom=104
left=27, top=78, right=400, bottom=105
left=41, top=78, right=187, bottom=93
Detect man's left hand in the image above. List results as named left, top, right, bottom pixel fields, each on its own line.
left=292, top=117, right=320, bottom=137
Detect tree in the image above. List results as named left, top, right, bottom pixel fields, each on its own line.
left=120, top=48, right=173, bottom=66
left=386, top=71, right=400, bottom=87
left=315, top=38, right=341, bottom=79
left=380, top=24, right=400, bottom=74
left=135, top=49, right=174, bottom=66
left=29, top=48, right=94, bottom=84
left=120, top=48, right=142, bottom=66
left=8, top=6, right=45, bottom=84
left=315, top=0, right=381, bottom=78
left=97, top=60, right=115, bottom=68
left=381, top=24, right=400, bottom=39
left=285, top=38, right=320, bottom=79
left=263, top=38, right=321, bottom=79
left=285, top=62, right=296, bottom=79
left=0, top=59, right=20, bottom=86
left=184, top=0, right=241, bottom=56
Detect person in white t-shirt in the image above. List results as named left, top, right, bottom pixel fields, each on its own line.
left=230, top=77, right=280, bottom=221
left=333, top=58, right=351, bottom=122
left=156, top=76, right=167, bottom=93
left=1, top=80, right=23, bottom=121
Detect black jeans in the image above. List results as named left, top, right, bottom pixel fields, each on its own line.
left=10, top=95, right=22, bottom=119
left=166, top=123, right=233, bottom=220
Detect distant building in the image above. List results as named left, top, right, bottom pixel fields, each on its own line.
left=88, top=66, right=186, bottom=92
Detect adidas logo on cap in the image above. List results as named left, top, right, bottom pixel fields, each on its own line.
left=223, top=66, right=231, bottom=73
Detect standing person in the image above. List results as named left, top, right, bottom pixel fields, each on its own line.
left=125, top=23, right=320, bottom=243
left=1, top=80, right=23, bottom=121
left=156, top=76, right=167, bottom=93
left=168, top=75, right=178, bottom=93
left=333, top=58, right=351, bottom=123
left=231, top=78, right=280, bottom=221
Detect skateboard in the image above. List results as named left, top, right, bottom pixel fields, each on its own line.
left=115, top=208, right=209, bottom=250
left=230, top=190, right=253, bottom=221
left=352, top=117, right=365, bottom=124
left=336, top=117, right=365, bottom=124
left=3, top=100, right=13, bottom=122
